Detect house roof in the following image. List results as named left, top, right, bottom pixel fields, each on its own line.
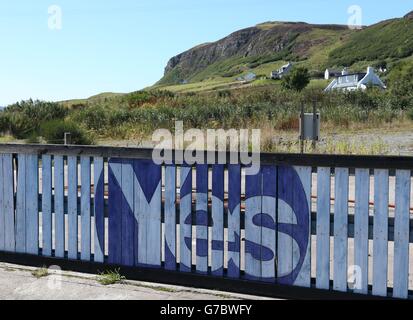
left=338, top=72, right=366, bottom=78
left=334, top=73, right=366, bottom=89
left=280, top=62, right=292, bottom=69
left=325, top=67, right=386, bottom=91
left=335, top=82, right=359, bottom=89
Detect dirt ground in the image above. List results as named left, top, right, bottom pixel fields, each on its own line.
left=98, top=126, right=413, bottom=155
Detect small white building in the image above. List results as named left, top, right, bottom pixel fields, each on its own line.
left=237, top=72, right=256, bottom=83
left=271, top=62, right=293, bottom=79
left=244, top=72, right=257, bottom=82
left=324, top=67, right=386, bottom=92
left=324, top=69, right=343, bottom=80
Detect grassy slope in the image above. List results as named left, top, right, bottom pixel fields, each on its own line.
left=153, top=16, right=413, bottom=94
left=60, top=92, right=126, bottom=108
left=152, top=28, right=345, bottom=93
left=328, top=18, right=413, bottom=67
left=155, top=29, right=341, bottom=89
left=61, top=15, right=413, bottom=101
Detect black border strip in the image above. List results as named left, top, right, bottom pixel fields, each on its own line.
left=0, top=251, right=395, bottom=300
left=0, top=143, right=412, bottom=169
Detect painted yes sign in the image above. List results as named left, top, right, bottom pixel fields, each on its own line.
left=108, top=159, right=311, bottom=286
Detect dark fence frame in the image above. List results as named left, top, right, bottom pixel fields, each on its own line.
left=0, top=143, right=412, bottom=169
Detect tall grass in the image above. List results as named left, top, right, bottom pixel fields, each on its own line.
left=69, top=87, right=408, bottom=141
left=1, top=85, right=411, bottom=151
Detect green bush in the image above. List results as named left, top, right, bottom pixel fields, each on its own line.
left=386, top=60, right=413, bottom=109
left=0, top=113, right=35, bottom=139
left=40, top=120, right=94, bottom=145
left=281, top=67, right=310, bottom=92
left=72, top=105, right=110, bottom=131
left=5, top=99, right=67, bottom=121
left=126, top=90, right=175, bottom=108
left=1, top=99, right=68, bottom=139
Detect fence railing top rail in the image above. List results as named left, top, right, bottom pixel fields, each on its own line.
left=0, top=143, right=412, bottom=170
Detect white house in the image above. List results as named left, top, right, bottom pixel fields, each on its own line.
left=271, top=62, right=293, bottom=79
left=324, top=67, right=386, bottom=92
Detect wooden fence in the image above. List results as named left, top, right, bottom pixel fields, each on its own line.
left=0, top=144, right=412, bottom=299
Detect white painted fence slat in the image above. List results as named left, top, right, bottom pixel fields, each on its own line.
left=261, top=166, right=276, bottom=282
left=227, top=165, right=241, bottom=278
left=164, top=165, right=177, bottom=270
left=196, top=165, right=208, bottom=274
left=211, top=165, right=224, bottom=276
left=333, top=168, right=349, bottom=292
left=393, top=170, right=411, bottom=299
left=0, top=155, right=4, bottom=251
left=41, top=155, right=52, bottom=257
left=80, top=157, right=91, bottom=261
left=26, top=155, right=39, bottom=255
left=278, top=166, right=293, bottom=284
left=245, top=172, right=262, bottom=280
left=15, top=154, right=26, bottom=253
left=67, top=156, right=78, bottom=260
left=316, top=167, right=331, bottom=290
left=354, top=168, right=370, bottom=294
left=2, top=154, right=15, bottom=252
left=179, top=165, right=192, bottom=272
left=93, top=157, right=105, bottom=263
left=294, top=166, right=312, bottom=288
left=54, top=155, right=65, bottom=258
left=372, top=169, right=389, bottom=297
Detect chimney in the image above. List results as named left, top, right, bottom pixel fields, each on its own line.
left=342, top=68, right=348, bottom=75
left=367, top=66, right=374, bottom=74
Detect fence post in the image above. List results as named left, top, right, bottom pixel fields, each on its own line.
left=64, top=132, right=71, bottom=145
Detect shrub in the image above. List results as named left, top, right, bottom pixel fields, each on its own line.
left=40, top=120, right=94, bottom=145
left=0, top=113, right=35, bottom=139
left=5, top=99, right=67, bottom=121
left=1, top=99, right=68, bottom=139
left=281, top=67, right=310, bottom=92
left=73, top=105, right=110, bottom=131
left=126, top=90, right=175, bottom=108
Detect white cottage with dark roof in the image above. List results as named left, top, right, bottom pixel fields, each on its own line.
left=324, top=67, right=386, bottom=92
left=271, top=62, right=293, bottom=79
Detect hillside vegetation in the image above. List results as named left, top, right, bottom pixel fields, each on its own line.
left=328, top=17, right=413, bottom=66
left=2, top=82, right=412, bottom=153
left=2, top=11, right=413, bottom=154
left=154, top=11, right=413, bottom=92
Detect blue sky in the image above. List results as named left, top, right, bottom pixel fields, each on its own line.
left=0, top=0, right=411, bottom=105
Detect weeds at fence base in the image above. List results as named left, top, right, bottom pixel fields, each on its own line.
left=32, top=266, right=49, bottom=279
left=97, top=269, right=126, bottom=285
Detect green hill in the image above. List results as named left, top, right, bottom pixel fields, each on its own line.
left=154, top=11, right=413, bottom=92
left=328, top=17, right=413, bottom=66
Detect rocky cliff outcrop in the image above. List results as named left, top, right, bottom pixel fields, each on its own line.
left=405, top=11, right=413, bottom=19
left=160, top=22, right=346, bottom=84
